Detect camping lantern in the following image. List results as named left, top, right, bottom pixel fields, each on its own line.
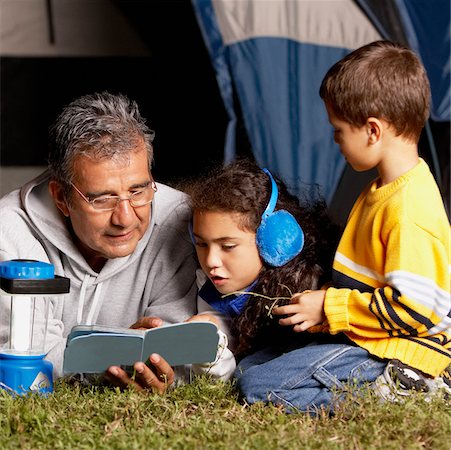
left=0, top=260, right=70, bottom=395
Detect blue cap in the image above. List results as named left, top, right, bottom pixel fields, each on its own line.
left=0, top=260, right=55, bottom=280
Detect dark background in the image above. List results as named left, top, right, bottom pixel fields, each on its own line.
left=0, top=0, right=244, bottom=186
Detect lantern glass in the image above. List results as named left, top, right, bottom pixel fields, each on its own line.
left=0, top=291, right=50, bottom=356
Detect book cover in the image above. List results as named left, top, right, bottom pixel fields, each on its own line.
left=63, top=321, right=219, bottom=373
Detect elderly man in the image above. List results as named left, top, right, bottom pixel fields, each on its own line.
left=0, top=92, right=198, bottom=392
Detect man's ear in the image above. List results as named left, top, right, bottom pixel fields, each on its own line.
left=366, top=117, right=383, bottom=144
left=48, top=180, right=70, bottom=217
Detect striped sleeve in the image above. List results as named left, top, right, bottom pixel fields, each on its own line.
left=325, top=222, right=450, bottom=341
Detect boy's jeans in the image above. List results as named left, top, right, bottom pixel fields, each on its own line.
left=235, top=335, right=386, bottom=413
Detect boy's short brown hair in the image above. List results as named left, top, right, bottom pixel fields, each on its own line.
left=319, top=40, right=430, bottom=143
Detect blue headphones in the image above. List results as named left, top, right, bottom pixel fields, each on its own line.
left=256, top=168, right=304, bottom=267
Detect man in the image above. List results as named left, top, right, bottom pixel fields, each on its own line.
left=0, top=92, right=198, bottom=392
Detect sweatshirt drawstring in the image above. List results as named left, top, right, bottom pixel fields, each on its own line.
left=86, top=282, right=103, bottom=325
left=77, top=273, right=90, bottom=324
left=77, top=273, right=104, bottom=325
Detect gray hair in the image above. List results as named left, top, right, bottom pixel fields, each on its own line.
left=48, top=92, right=155, bottom=194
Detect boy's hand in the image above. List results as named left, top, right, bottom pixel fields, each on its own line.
left=273, top=290, right=326, bottom=332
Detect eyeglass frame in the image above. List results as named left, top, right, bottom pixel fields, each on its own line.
left=70, top=179, right=158, bottom=211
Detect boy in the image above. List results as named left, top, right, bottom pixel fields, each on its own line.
left=235, top=41, right=450, bottom=411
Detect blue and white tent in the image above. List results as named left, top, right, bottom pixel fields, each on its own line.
left=192, top=0, right=450, bottom=214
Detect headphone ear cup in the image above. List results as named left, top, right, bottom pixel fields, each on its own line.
left=256, top=210, right=304, bottom=267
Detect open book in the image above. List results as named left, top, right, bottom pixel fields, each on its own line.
left=63, top=321, right=219, bottom=374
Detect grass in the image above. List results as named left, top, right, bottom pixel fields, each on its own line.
left=0, top=376, right=449, bottom=450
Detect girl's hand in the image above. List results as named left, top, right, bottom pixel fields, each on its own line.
left=186, top=313, right=220, bottom=327
left=272, top=290, right=326, bottom=332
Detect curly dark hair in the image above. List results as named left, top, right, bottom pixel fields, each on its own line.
left=184, top=158, right=340, bottom=357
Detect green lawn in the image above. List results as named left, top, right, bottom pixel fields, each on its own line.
left=0, top=376, right=449, bottom=449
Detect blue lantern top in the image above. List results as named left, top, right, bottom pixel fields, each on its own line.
left=0, top=260, right=54, bottom=280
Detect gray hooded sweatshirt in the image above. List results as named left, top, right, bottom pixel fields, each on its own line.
left=0, top=171, right=198, bottom=378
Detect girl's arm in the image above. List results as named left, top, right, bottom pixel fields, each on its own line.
left=188, top=298, right=236, bottom=380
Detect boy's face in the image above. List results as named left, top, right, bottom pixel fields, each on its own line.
left=192, top=210, right=263, bottom=295
left=326, top=104, right=378, bottom=172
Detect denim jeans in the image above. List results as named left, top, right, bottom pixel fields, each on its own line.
left=235, top=335, right=386, bottom=414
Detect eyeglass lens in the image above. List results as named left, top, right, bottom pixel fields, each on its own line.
left=91, top=183, right=156, bottom=210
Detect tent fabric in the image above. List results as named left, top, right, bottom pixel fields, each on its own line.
left=192, top=0, right=449, bottom=204
left=394, top=0, right=450, bottom=121
left=192, top=0, right=381, bottom=203
left=192, top=0, right=238, bottom=164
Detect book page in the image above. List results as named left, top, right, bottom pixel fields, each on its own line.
left=68, top=324, right=146, bottom=340
left=142, top=322, right=219, bottom=366
left=64, top=334, right=144, bottom=373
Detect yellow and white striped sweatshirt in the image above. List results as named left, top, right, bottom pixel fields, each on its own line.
left=324, top=159, right=450, bottom=377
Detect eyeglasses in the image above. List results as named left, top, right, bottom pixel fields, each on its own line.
left=70, top=180, right=158, bottom=211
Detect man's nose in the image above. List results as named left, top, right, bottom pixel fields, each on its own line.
left=110, top=199, right=135, bottom=227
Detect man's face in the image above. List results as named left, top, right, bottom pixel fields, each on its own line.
left=64, top=142, right=152, bottom=271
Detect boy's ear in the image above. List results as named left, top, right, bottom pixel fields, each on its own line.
left=48, top=180, right=70, bottom=217
left=366, top=117, right=383, bottom=144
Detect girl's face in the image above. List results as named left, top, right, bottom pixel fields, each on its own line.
left=192, top=210, right=263, bottom=295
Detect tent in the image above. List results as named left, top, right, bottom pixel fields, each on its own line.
left=191, top=0, right=450, bottom=223
left=1, top=0, right=449, bottom=222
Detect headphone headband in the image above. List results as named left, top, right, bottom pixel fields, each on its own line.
left=261, top=168, right=278, bottom=219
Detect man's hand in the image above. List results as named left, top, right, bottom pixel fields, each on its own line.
left=104, top=316, right=174, bottom=392
left=105, top=353, right=174, bottom=394
left=130, top=316, right=163, bottom=330
left=272, top=290, right=326, bottom=332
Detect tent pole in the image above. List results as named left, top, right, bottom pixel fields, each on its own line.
left=46, top=0, right=55, bottom=44
left=424, top=120, right=442, bottom=188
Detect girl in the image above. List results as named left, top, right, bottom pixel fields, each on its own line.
left=184, top=159, right=338, bottom=382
